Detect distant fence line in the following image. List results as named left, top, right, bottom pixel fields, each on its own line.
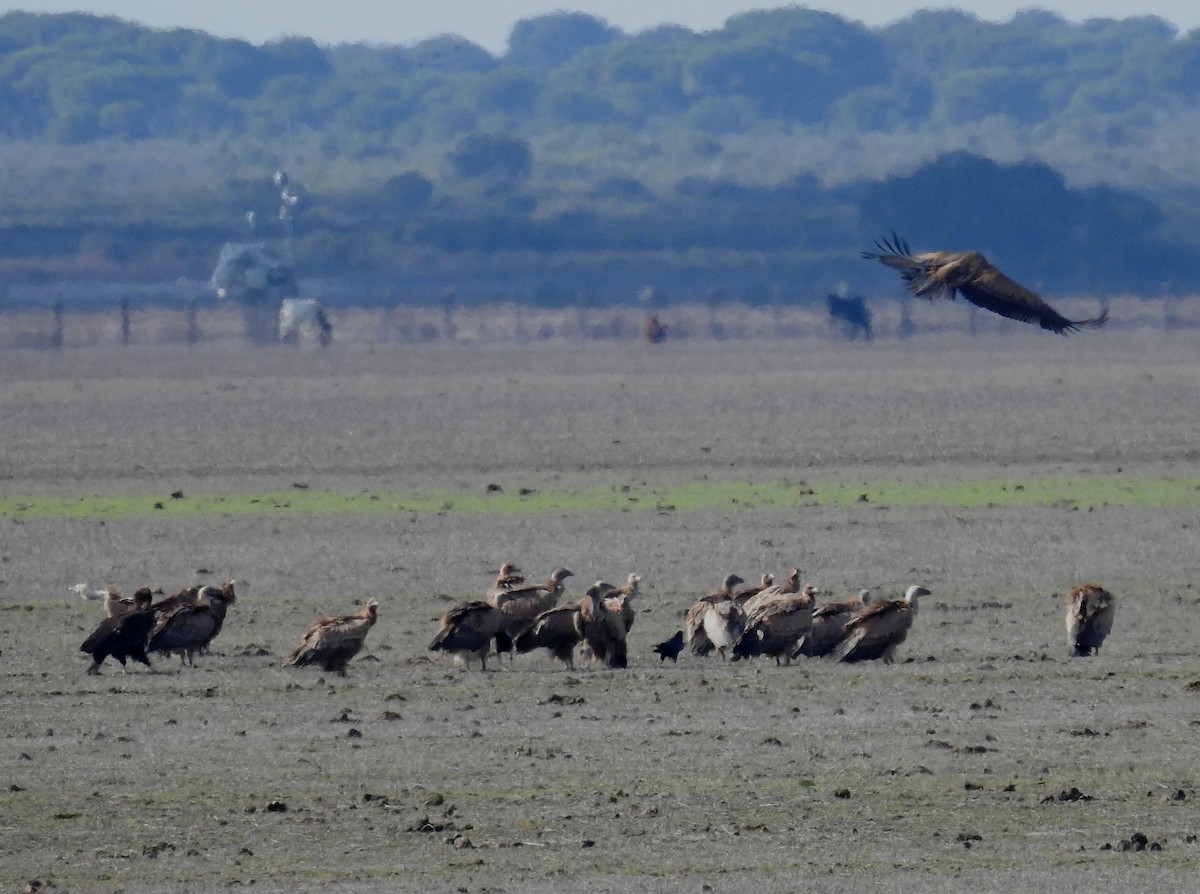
left=0, top=294, right=1194, bottom=350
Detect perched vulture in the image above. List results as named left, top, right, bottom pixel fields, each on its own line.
left=577, top=582, right=628, bottom=668
left=80, top=606, right=157, bottom=675
left=429, top=600, right=505, bottom=670
left=833, top=585, right=931, bottom=664
left=701, top=600, right=745, bottom=661
left=652, top=630, right=685, bottom=662
left=863, top=234, right=1108, bottom=334
left=514, top=605, right=584, bottom=669
left=799, top=589, right=873, bottom=658
left=1066, top=583, right=1116, bottom=657
left=284, top=600, right=379, bottom=676
left=487, top=566, right=574, bottom=643
left=732, top=586, right=818, bottom=665
left=106, top=587, right=155, bottom=619
left=684, top=574, right=744, bottom=656
left=147, top=580, right=236, bottom=666
left=740, top=568, right=803, bottom=617
left=600, top=573, right=642, bottom=633
left=490, top=561, right=526, bottom=592
left=733, top=573, right=774, bottom=606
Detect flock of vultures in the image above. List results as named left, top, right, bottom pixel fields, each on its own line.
left=76, top=564, right=1116, bottom=677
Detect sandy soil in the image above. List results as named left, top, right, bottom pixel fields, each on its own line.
left=2, top=333, right=1200, bottom=892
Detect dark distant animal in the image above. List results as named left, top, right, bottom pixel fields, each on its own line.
left=599, top=573, right=642, bottom=634
left=827, top=292, right=872, bottom=341
left=863, top=234, right=1108, bottom=334
left=833, top=585, right=931, bottom=663
left=1066, top=583, right=1116, bottom=657
left=284, top=600, right=379, bottom=676
left=147, top=580, right=236, bottom=666
left=653, top=630, right=685, bottom=662
left=80, top=607, right=156, bottom=675
left=643, top=314, right=668, bottom=344
left=429, top=601, right=505, bottom=671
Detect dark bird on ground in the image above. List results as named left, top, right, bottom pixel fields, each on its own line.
left=578, top=582, right=628, bottom=668
left=147, top=580, right=236, bottom=666
left=429, top=601, right=505, bottom=670
left=514, top=605, right=584, bottom=669
left=685, top=573, right=743, bottom=656
left=284, top=600, right=379, bottom=676
left=80, top=606, right=157, bottom=675
left=1066, top=583, right=1116, bottom=657
left=833, top=585, right=931, bottom=663
left=863, top=234, right=1108, bottom=334
left=798, top=589, right=873, bottom=658
left=652, top=630, right=685, bottom=662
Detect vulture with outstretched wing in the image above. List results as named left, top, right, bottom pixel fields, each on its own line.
left=863, top=234, right=1108, bottom=334
left=285, top=600, right=379, bottom=676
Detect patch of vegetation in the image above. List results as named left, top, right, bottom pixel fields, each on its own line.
left=3, top=475, right=1198, bottom=520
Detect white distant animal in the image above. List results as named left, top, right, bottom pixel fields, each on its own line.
left=70, top=583, right=112, bottom=601
left=278, top=298, right=333, bottom=346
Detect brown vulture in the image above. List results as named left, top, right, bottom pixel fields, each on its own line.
left=147, top=580, right=236, bottom=666
left=731, top=586, right=818, bottom=665
left=1066, top=583, right=1116, bottom=657
left=429, top=600, right=505, bottom=671
left=284, top=600, right=379, bottom=676
left=863, top=234, right=1108, bottom=334
left=833, top=585, right=931, bottom=664
left=513, top=605, right=584, bottom=669
left=684, top=573, right=743, bottom=657
left=798, top=589, right=872, bottom=658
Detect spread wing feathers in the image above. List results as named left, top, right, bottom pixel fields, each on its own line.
left=514, top=606, right=582, bottom=667
left=1066, top=583, right=1116, bottom=657
left=733, top=594, right=813, bottom=663
left=863, top=233, right=1108, bottom=334
left=284, top=607, right=377, bottom=671
left=832, top=600, right=914, bottom=664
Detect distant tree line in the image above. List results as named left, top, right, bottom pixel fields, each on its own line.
left=0, top=8, right=1199, bottom=306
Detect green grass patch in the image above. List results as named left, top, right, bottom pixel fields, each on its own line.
left=3, top=475, right=1198, bottom=520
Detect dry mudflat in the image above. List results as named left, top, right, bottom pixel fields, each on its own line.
left=2, top=332, right=1200, bottom=892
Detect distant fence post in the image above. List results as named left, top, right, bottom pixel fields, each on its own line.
left=51, top=296, right=64, bottom=349
left=120, top=296, right=131, bottom=346
left=186, top=300, right=200, bottom=346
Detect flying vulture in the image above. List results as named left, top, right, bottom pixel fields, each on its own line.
left=863, top=234, right=1108, bottom=334
left=1066, top=583, right=1116, bottom=657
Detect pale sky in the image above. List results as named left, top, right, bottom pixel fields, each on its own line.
left=1, top=1, right=1195, bottom=53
